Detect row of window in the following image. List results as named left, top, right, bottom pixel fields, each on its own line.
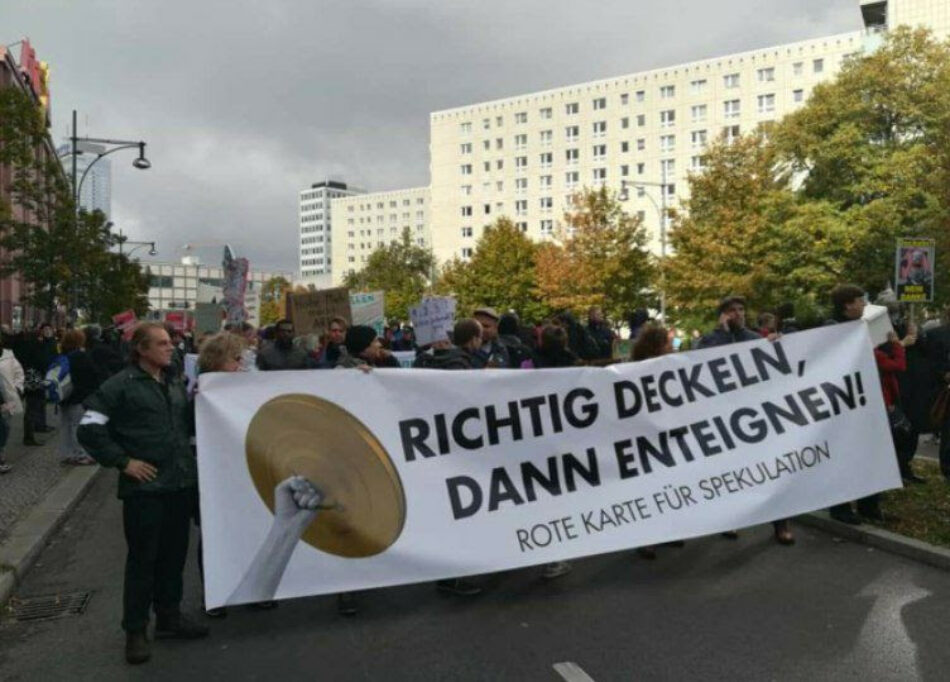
left=345, top=211, right=426, bottom=225
left=346, top=225, right=427, bottom=239
left=458, top=62, right=824, bottom=133
left=345, top=197, right=426, bottom=212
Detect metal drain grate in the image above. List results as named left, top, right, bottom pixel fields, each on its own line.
left=11, top=591, right=92, bottom=622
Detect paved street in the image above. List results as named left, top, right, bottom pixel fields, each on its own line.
left=0, top=471, right=948, bottom=681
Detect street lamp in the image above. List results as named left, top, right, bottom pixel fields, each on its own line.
left=67, top=110, right=150, bottom=210
left=619, top=164, right=671, bottom=322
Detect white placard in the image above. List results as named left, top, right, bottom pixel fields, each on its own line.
left=409, top=297, right=456, bottom=346
left=197, top=322, right=901, bottom=608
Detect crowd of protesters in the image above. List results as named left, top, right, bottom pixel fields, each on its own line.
left=1, top=281, right=938, bottom=665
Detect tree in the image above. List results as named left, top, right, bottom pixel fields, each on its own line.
left=534, top=187, right=654, bottom=324
left=435, top=217, right=549, bottom=321
left=259, top=275, right=291, bottom=325
left=667, top=28, right=950, bottom=319
left=343, top=227, right=435, bottom=320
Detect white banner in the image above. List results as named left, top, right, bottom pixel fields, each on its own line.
left=196, top=322, right=900, bottom=608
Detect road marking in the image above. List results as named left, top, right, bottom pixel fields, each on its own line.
left=553, top=661, right=597, bottom=682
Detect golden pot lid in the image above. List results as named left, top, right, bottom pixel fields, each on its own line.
left=245, top=393, right=406, bottom=558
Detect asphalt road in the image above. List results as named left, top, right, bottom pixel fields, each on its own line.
left=1, top=471, right=949, bottom=682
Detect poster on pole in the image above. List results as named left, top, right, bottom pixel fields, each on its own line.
left=409, top=297, right=456, bottom=346
left=350, top=291, right=385, bottom=336
left=288, top=288, right=352, bottom=337
left=197, top=322, right=901, bottom=609
left=895, top=238, right=935, bottom=303
left=195, top=303, right=223, bottom=335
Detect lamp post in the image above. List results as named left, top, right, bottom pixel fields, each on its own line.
left=619, top=165, right=670, bottom=322
left=112, top=226, right=157, bottom=258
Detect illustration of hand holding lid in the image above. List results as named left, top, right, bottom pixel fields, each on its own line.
left=228, top=394, right=406, bottom=606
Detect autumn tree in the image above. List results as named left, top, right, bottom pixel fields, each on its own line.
left=343, top=227, right=434, bottom=320
left=435, top=217, right=549, bottom=321
left=259, top=275, right=291, bottom=325
left=535, top=187, right=654, bottom=325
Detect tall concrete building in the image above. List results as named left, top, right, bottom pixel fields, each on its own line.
left=57, top=145, right=112, bottom=218
left=330, top=187, right=430, bottom=285
left=421, top=0, right=949, bottom=265
left=298, top=179, right=364, bottom=288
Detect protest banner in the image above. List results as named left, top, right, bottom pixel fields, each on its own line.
left=112, top=309, right=137, bottom=341
left=288, top=288, right=352, bottom=337
left=222, top=246, right=250, bottom=326
left=895, top=238, right=935, bottom=303
left=350, top=291, right=385, bottom=336
left=409, top=297, right=456, bottom=346
left=861, top=304, right=895, bottom=347
left=196, top=322, right=900, bottom=609
left=195, top=302, right=222, bottom=335
left=165, top=311, right=187, bottom=333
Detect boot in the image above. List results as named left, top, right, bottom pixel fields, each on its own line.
left=125, top=632, right=151, bottom=665
left=155, top=610, right=209, bottom=639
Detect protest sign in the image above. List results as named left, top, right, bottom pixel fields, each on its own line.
left=195, top=303, right=222, bottom=335
left=895, top=238, right=935, bottom=303
left=165, top=311, right=187, bottom=333
left=409, top=297, right=456, bottom=346
left=288, top=288, right=352, bottom=336
left=861, top=304, right=895, bottom=347
left=392, top=351, right=416, bottom=368
left=197, top=322, right=900, bottom=609
left=222, top=247, right=250, bottom=326
left=112, top=309, right=137, bottom=341
left=350, top=291, right=385, bottom=336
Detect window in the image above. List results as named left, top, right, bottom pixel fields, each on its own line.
left=515, top=111, right=527, bottom=124
left=565, top=125, right=579, bottom=141
left=660, top=158, right=675, bottom=176
left=515, top=177, right=528, bottom=193
left=516, top=156, right=528, bottom=169
left=723, top=73, right=740, bottom=88
left=540, top=175, right=552, bottom=189
left=461, top=227, right=473, bottom=238
left=592, top=144, right=607, bottom=161
left=793, top=61, right=803, bottom=76
left=460, top=164, right=472, bottom=175
left=660, top=135, right=675, bottom=152
left=495, top=138, right=503, bottom=150
left=724, top=99, right=741, bottom=118
left=540, top=219, right=553, bottom=234
left=660, top=109, right=676, bottom=128
left=540, top=129, right=553, bottom=145
left=637, top=114, right=646, bottom=127
left=691, top=104, right=707, bottom=122
left=515, top=199, right=528, bottom=216
left=660, top=85, right=675, bottom=99
left=484, top=204, right=491, bottom=215
left=539, top=151, right=553, bottom=168
left=621, top=164, right=629, bottom=177
left=663, top=183, right=675, bottom=198
left=690, top=79, right=707, bottom=94
left=460, top=122, right=472, bottom=134
left=540, top=196, right=553, bottom=210
left=515, top=133, right=527, bottom=150
left=620, top=93, right=629, bottom=105
left=813, top=58, right=824, bottom=74
left=636, top=90, right=645, bottom=102
left=637, top=162, right=645, bottom=175
left=460, top=142, right=472, bottom=154
left=757, top=93, right=775, bottom=114
left=566, top=102, right=579, bottom=115
left=691, top=155, right=707, bottom=171
left=621, top=117, right=630, bottom=129
left=621, top=141, right=629, bottom=153
left=516, top=221, right=528, bottom=232
left=793, top=89, right=805, bottom=103
left=482, top=118, right=491, bottom=130
left=483, top=161, right=491, bottom=173
left=496, top=159, right=504, bottom=170
left=593, top=97, right=607, bottom=110
left=462, top=248, right=473, bottom=258
left=540, top=107, right=552, bottom=119
left=593, top=120, right=607, bottom=137
left=592, top=167, right=607, bottom=182
left=757, top=67, right=775, bottom=82
left=691, top=129, right=707, bottom=148
left=496, top=116, right=503, bottom=126
left=723, top=124, right=741, bottom=143
left=482, top=139, right=490, bottom=151
left=566, top=148, right=579, bottom=164
left=565, top=171, right=579, bottom=187
left=637, top=138, right=646, bottom=151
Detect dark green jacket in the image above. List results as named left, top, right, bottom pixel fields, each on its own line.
left=78, top=363, right=196, bottom=498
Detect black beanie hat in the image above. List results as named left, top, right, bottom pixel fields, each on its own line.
left=345, top=325, right=377, bottom=356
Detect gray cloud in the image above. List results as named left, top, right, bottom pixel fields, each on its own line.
left=2, top=0, right=861, bottom=271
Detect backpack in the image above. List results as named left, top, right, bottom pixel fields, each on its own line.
left=45, top=354, right=73, bottom=404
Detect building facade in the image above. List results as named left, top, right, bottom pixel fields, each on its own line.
left=298, top=179, right=364, bottom=286
left=330, top=186, right=431, bottom=285
left=423, top=0, right=949, bottom=264
left=145, top=260, right=293, bottom=317
left=57, top=145, right=112, bottom=218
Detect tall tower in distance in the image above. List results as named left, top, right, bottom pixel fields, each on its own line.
left=298, top=178, right=364, bottom=289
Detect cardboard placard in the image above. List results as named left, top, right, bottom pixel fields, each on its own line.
left=288, top=288, right=352, bottom=337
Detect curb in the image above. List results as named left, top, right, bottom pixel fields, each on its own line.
left=796, top=511, right=950, bottom=572
left=0, top=465, right=102, bottom=608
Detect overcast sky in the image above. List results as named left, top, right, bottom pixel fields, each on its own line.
left=2, top=1, right=860, bottom=273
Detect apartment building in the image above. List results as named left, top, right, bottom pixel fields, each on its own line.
left=425, top=0, right=949, bottom=264
left=298, top=179, right=364, bottom=287
left=330, top=187, right=431, bottom=285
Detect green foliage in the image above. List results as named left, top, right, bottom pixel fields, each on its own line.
left=343, top=227, right=435, bottom=320
left=259, top=276, right=291, bottom=325
left=668, top=28, right=950, bottom=319
left=435, top=217, right=550, bottom=321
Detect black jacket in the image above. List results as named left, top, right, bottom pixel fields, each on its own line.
left=63, top=350, right=100, bottom=406
left=696, top=326, right=760, bottom=349
left=413, top=347, right=474, bottom=371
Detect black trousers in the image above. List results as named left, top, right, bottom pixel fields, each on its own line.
left=940, top=417, right=950, bottom=479
left=23, top=390, right=46, bottom=441
left=122, top=489, right=196, bottom=633
left=830, top=495, right=880, bottom=517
